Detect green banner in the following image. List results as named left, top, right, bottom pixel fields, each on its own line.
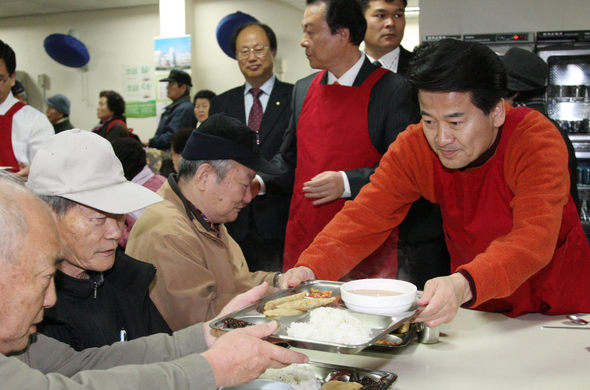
left=126, top=100, right=157, bottom=118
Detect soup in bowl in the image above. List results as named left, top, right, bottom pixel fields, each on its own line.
left=340, top=278, right=417, bottom=316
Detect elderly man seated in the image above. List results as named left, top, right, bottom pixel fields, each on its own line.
left=126, top=114, right=286, bottom=330
left=27, top=130, right=171, bottom=350
left=0, top=173, right=307, bottom=389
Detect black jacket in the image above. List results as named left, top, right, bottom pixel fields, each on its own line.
left=397, top=45, right=414, bottom=76
left=38, top=250, right=171, bottom=351
left=53, top=118, right=74, bottom=134
left=209, top=79, right=294, bottom=241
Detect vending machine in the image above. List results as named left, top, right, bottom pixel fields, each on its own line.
left=536, top=30, right=590, bottom=238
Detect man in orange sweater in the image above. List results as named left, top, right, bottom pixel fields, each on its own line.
left=280, top=39, right=590, bottom=327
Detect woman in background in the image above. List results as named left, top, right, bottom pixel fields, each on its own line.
left=193, top=89, right=216, bottom=127
left=92, top=90, right=131, bottom=142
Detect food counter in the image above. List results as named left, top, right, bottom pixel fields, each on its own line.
left=296, top=308, right=590, bottom=389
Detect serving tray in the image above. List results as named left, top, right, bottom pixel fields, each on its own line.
left=223, top=361, right=397, bottom=390
left=210, top=280, right=416, bottom=354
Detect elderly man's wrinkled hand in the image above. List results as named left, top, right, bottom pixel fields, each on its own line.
left=415, top=273, right=472, bottom=328
left=278, top=266, right=316, bottom=289
left=202, top=321, right=309, bottom=387
left=302, top=171, right=344, bottom=206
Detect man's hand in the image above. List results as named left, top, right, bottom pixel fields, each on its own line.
left=415, top=273, right=472, bottom=327
left=16, top=161, right=29, bottom=177
left=302, top=171, right=344, bottom=206
left=278, top=266, right=316, bottom=289
left=204, top=283, right=270, bottom=347
left=202, top=321, right=309, bottom=387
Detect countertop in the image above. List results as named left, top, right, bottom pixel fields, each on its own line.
left=296, top=308, right=590, bottom=389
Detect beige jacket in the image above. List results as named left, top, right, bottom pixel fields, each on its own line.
left=127, top=179, right=276, bottom=330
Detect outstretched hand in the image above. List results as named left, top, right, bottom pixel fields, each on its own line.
left=202, top=321, right=308, bottom=387
left=278, top=266, right=316, bottom=289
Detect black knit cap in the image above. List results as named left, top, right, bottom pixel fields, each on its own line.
left=182, top=113, right=280, bottom=174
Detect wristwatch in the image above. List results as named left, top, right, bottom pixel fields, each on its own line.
left=273, top=272, right=283, bottom=288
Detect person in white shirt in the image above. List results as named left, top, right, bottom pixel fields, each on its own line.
left=0, top=40, right=53, bottom=176
left=358, top=0, right=413, bottom=75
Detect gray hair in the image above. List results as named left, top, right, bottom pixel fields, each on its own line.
left=177, top=159, right=235, bottom=183
left=0, top=172, right=30, bottom=263
left=38, top=195, right=77, bottom=216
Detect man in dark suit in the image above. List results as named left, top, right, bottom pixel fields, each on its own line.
left=359, top=0, right=450, bottom=288
left=259, top=0, right=426, bottom=280
left=358, top=0, right=413, bottom=75
left=209, top=22, right=293, bottom=272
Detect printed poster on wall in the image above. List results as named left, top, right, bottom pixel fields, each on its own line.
left=154, top=35, right=192, bottom=118
left=122, top=64, right=156, bottom=118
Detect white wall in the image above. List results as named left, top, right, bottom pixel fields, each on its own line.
left=419, top=0, right=589, bottom=38
left=0, top=5, right=161, bottom=140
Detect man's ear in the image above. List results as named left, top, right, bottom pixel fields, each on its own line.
left=194, top=163, right=212, bottom=190
left=336, top=27, right=350, bottom=44
left=491, top=98, right=506, bottom=128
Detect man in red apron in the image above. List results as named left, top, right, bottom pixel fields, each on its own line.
left=0, top=40, right=53, bottom=176
left=258, top=0, right=444, bottom=284
left=281, top=39, right=590, bottom=326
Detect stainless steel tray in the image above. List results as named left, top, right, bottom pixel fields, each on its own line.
left=210, top=280, right=416, bottom=354
left=222, top=361, right=397, bottom=390
left=365, top=322, right=418, bottom=352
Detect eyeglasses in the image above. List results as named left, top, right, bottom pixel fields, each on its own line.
left=237, top=46, right=269, bottom=60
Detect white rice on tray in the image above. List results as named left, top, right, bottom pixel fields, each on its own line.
left=286, top=307, right=373, bottom=345
left=259, top=364, right=321, bottom=390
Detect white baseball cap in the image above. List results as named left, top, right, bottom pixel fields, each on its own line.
left=27, top=129, right=162, bottom=214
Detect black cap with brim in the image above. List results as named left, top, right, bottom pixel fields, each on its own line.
left=182, top=113, right=281, bottom=175
left=160, top=69, right=193, bottom=86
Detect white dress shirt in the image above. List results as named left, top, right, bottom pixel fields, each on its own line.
left=0, top=92, right=54, bottom=165
left=327, top=53, right=367, bottom=198
left=366, top=46, right=401, bottom=73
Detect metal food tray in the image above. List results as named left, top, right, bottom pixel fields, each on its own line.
left=273, top=361, right=396, bottom=389
left=210, top=280, right=416, bottom=354
left=222, top=361, right=397, bottom=390
left=365, top=322, right=418, bottom=352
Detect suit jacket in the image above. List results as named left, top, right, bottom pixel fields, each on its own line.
left=209, top=78, right=294, bottom=241
left=397, top=45, right=414, bottom=76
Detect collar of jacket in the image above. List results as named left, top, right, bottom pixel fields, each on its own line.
left=167, top=174, right=217, bottom=232
left=54, top=250, right=157, bottom=298
left=54, top=269, right=104, bottom=298
left=165, top=94, right=191, bottom=111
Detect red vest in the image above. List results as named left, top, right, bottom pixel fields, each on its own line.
left=433, top=106, right=590, bottom=316
left=0, top=101, right=25, bottom=172
left=283, top=68, right=398, bottom=279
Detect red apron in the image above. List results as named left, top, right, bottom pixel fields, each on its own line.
left=433, top=106, right=590, bottom=317
left=0, top=101, right=25, bottom=172
left=283, top=68, right=399, bottom=279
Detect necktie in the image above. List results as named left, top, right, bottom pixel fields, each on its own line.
left=373, top=60, right=382, bottom=68
left=248, top=88, right=263, bottom=144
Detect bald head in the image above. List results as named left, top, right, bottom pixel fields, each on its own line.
left=0, top=173, right=58, bottom=264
